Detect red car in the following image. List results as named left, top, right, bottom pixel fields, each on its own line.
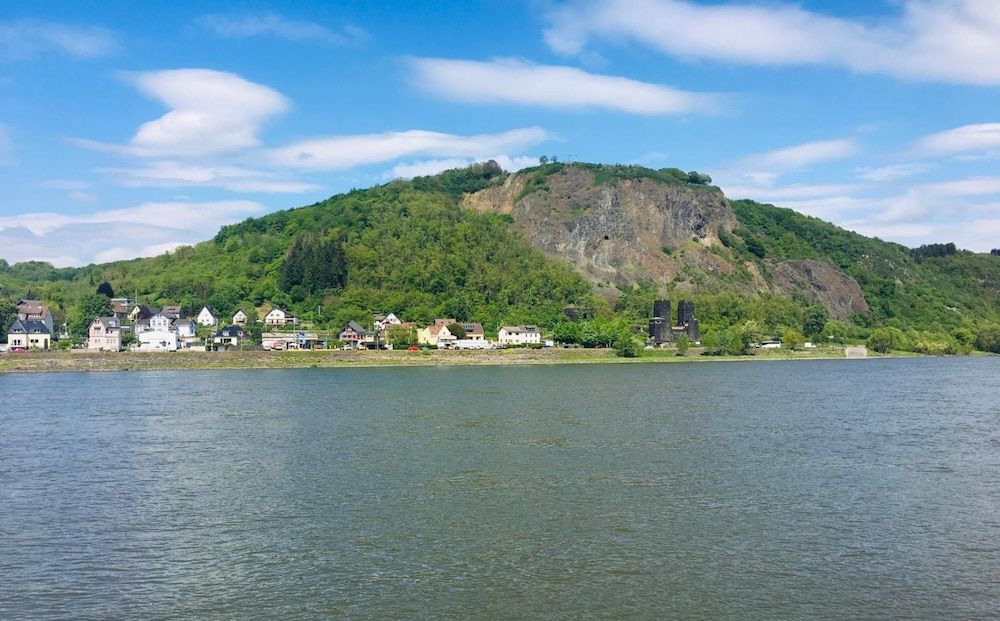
left=407, top=346, right=419, bottom=351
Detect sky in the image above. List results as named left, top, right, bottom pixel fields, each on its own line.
left=1, top=0, right=999, bottom=266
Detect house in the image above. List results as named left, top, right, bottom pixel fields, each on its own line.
left=264, top=307, right=298, bottom=326
left=16, top=301, right=54, bottom=332
left=339, top=321, right=372, bottom=348
left=137, top=330, right=178, bottom=352
left=87, top=317, right=122, bottom=352
left=373, top=312, right=402, bottom=333
left=214, top=325, right=246, bottom=348
left=460, top=322, right=485, bottom=341
left=149, top=313, right=173, bottom=331
left=498, top=325, right=541, bottom=346
left=417, top=319, right=459, bottom=347
left=196, top=307, right=219, bottom=327
left=232, top=309, right=249, bottom=326
left=111, top=302, right=132, bottom=321
left=7, top=319, right=51, bottom=350
left=129, top=304, right=153, bottom=323
left=174, top=319, right=199, bottom=348
left=159, top=305, right=182, bottom=320
left=261, top=332, right=319, bottom=350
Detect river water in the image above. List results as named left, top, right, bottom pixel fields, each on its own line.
left=1, top=358, right=999, bottom=619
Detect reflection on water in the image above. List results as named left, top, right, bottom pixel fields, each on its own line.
left=1, top=358, right=999, bottom=619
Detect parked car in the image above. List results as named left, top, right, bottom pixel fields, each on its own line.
left=407, top=346, right=419, bottom=351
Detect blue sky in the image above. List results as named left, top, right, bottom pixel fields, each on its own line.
left=1, top=0, right=999, bottom=265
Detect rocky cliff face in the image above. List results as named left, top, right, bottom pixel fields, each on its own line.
left=463, top=166, right=738, bottom=289
left=462, top=164, right=870, bottom=318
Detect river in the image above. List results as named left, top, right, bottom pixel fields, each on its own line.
left=1, top=358, right=998, bottom=619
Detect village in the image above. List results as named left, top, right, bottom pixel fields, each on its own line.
left=3, top=298, right=553, bottom=354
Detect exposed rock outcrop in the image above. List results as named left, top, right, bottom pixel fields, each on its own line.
left=765, top=259, right=870, bottom=320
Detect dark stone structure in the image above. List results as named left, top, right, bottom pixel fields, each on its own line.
left=648, top=300, right=699, bottom=345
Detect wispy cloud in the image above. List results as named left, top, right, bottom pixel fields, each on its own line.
left=544, top=0, right=1000, bottom=86
left=856, top=163, right=932, bottom=182
left=196, top=13, right=368, bottom=45
left=75, top=68, right=289, bottom=158
left=408, top=57, right=721, bottom=115
left=269, top=127, right=552, bottom=171
left=715, top=137, right=860, bottom=188
left=0, top=19, right=117, bottom=60
left=914, top=123, right=1000, bottom=157
left=99, top=161, right=321, bottom=193
left=0, top=200, right=264, bottom=266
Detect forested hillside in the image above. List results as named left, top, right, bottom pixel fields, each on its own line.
left=2, top=161, right=1000, bottom=353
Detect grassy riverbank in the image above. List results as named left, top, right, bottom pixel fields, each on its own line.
left=0, top=346, right=871, bottom=374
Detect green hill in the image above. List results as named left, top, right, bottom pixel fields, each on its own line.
left=2, top=161, right=999, bottom=353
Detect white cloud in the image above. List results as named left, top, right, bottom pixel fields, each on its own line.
left=100, top=161, right=320, bottom=193
left=914, top=123, right=1000, bottom=156
left=743, top=139, right=859, bottom=171
left=388, top=155, right=540, bottom=179
left=77, top=69, right=289, bottom=158
left=856, top=163, right=932, bottom=182
left=269, top=127, right=552, bottom=171
left=0, top=19, right=117, bottom=60
left=196, top=13, right=368, bottom=45
left=544, top=0, right=1000, bottom=86
left=714, top=138, right=860, bottom=188
left=0, top=200, right=264, bottom=266
left=408, top=57, right=720, bottom=115
left=722, top=183, right=863, bottom=201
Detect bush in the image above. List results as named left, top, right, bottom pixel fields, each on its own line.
left=867, top=327, right=906, bottom=353
left=976, top=324, right=1000, bottom=353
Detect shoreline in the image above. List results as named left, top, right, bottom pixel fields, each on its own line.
left=0, top=346, right=892, bottom=374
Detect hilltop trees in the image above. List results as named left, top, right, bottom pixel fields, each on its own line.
left=96, top=282, right=115, bottom=298
left=279, top=235, right=348, bottom=296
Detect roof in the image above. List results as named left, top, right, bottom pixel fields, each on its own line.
left=199, top=306, right=217, bottom=315
left=215, top=325, right=245, bottom=337
left=173, top=318, right=195, bottom=327
left=159, top=305, right=182, bottom=318
left=8, top=319, right=50, bottom=334
left=91, top=317, right=120, bottom=329
left=461, top=322, right=485, bottom=335
left=501, top=325, right=539, bottom=333
left=342, top=321, right=369, bottom=336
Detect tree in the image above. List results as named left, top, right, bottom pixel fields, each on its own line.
left=539, top=155, right=549, bottom=165
left=675, top=333, right=690, bottom=356
left=739, top=320, right=765, bottom=354
left=386, top=324, right=416, bottom=348
left=976, top=324, right=1000, bottom=353
left=781, top=327, right=806, bottom=351
left=867, top=327, right=905, bottom=353
left=613, top=329, right=641, bottom=358
left=447, top=322, right=467, bottom=339
left=67, top=293, right=113, bottom=337
left=0, top=296, right=17, bottom=335
left=803, top=305, right=829, bottom=337
left=96, top=281, right=115, bottom=298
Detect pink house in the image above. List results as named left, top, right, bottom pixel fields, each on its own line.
left=88, top=317, right=122, bottom=352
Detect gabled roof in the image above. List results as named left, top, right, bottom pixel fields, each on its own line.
left=173, top=318, right=195, bottom=327
left=159, top=305, right=182, bottom=318
left=91, top=317, right=120, bottom=329
left=8, top=319, right=50, bottom=334
left=501, top=325, right=540, bottom=333
left=215, top=325, right=245, bottom=338
left=342, top=320, right=369, bottom=336
left=461, top=322, right=485, bottom=335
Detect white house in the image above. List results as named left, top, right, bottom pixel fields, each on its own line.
left=232, top=309, right=249, bottom=326
left=214, top=325, right=246, bottom=348
left=265, top=308, right=298, bottom=327
left=373, top=312, right=402, bottom=333
left=137, top=330, right=178, bottom=352
left=149, top=313, right=173, bottom=332
left=196, top=307, right=219, bottom=327
left=174, top=319, right=199, bottom=348
left=498, top=325, right=541, bottom=346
